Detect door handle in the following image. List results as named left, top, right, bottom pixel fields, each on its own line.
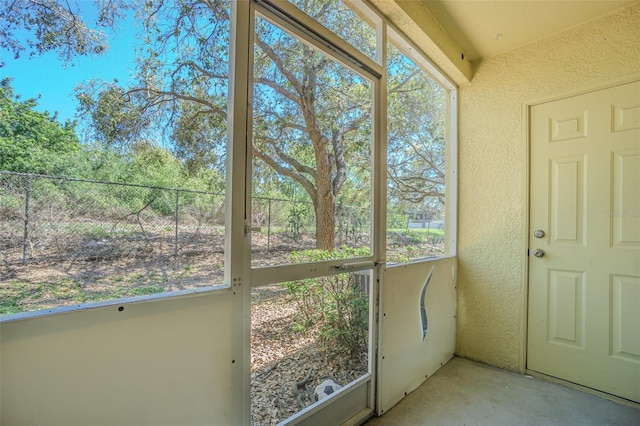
left=331, top=261, right=374, bottom=271
left=533, top=248, right=545, bottom=258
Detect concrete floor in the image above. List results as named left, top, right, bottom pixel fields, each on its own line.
left=365, top=357, right=640, bottom=426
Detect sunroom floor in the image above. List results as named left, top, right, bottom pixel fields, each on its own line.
left=364, top=356, right=639, bottom=425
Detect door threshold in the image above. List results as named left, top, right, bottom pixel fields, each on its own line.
left=525, top=369, right=640, bottom=408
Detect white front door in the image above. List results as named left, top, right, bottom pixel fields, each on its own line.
left=527, top=80, right=640, bottom=403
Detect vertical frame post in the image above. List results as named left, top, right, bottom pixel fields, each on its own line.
left=373, top=17, right=388, bottom=415
left=227, top=1, right=253, bottom=424
left=23, top=173, right=31, bottom=263
left=267, top=197, right=272, bottom=251
left=174, top=188, right=179, bottom=258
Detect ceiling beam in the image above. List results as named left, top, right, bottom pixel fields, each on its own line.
left=369, top=0, right=473, bottom=85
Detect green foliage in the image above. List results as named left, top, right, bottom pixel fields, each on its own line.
left=387, top=209, right=408, bottom=230
left=336, top=204, right=369, bottom=245
left=73, top=0, right=230, bottom=166
left=76, top=83, right=149, bottom=151
left=0, top=78, right=80, bottom=174
left=2, top=136, right=225, bottom=220
left=0, top=193, right=21, bottom=219
left=386, top=42, right=447, bottom=212
left=172, top=90, right=227, bottom=175
left=287, top=203, right=308, bottom=239
left=285, top=247, right=370, bottom=357
left=253, top=10, right=374, bottom=249
left=0, top=0, right=118, bottom=64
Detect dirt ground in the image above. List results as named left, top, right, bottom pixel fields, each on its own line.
left=251, top=289, right=368, bottom=425
left=0, top=228, right=316, bottom=313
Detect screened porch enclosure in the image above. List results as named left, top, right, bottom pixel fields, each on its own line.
left=0, top=0, right=459, bottom=424
left=3, top=0, right=639, bottom=424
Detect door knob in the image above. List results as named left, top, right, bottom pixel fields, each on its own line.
left=533, top=248, right=545, bottom=258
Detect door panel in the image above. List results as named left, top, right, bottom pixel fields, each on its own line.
left=612, top=150, right=640, bottom=247
left=546, top=269, right=586, bottom=349
left=550, top=156, right=586, bottom=245
left=528, top=80, right=640, bottom=403
left=611, top=275, right=640, bottom=363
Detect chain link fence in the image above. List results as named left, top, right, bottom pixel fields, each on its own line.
left=1, top=171, right=443, bottom=267
left=251, top=196, right=371, bottom=252
left=0, top=171, right=226, bottom=266
left=1, top=171, right=230, bottom=314
left=1, top=171, right=443, bottom=314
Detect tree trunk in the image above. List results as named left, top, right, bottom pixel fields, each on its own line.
left=314, top=185, right=336, bottom=251
left=312, top=134, right=336, bottom=250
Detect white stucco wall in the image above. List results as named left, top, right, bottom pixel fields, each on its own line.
left=456, top=3, right=640, bottom=371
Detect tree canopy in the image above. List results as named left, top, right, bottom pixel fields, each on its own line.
left=387, top=43, right=446, bottom=218
left=0, top=0, right=123, bottom=65
left=0, top=78, right=80, bottom=173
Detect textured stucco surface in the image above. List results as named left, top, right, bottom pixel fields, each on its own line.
left=456, top=3, right=640, bottom=371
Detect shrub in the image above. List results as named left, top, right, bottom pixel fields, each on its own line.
left=287, top=203, right=308, bottom=239
left=285, top=246, right=369, bottom=357
left=0, top=193, right=21, bottom=220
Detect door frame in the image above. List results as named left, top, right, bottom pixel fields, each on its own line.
left=521, top=73, right=640, bottom=400
left=246, top=1, right=384, bottom=423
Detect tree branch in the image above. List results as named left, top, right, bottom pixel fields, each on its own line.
left=172, top=60, right=227, bottom=81
left=331, top=110, right=371, bottom=194
left=253, top=147, right=317, bottom=203
left=388, top=69, right=421, bottom=95
left=255, top=35, right=303, bottom=96
left=127, top=86, right=226, bottom=117
left=255, top=77, right=302, bottom=106
left=261, top=136, right=317, bottom=179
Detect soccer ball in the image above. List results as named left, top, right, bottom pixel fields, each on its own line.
left=313, top=379, right=341, bottom=402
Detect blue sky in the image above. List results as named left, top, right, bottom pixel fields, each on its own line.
left=1, top=9, right=139, bottom=123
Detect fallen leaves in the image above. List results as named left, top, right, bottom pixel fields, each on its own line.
left=250, top=287, right=367, bottom=425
